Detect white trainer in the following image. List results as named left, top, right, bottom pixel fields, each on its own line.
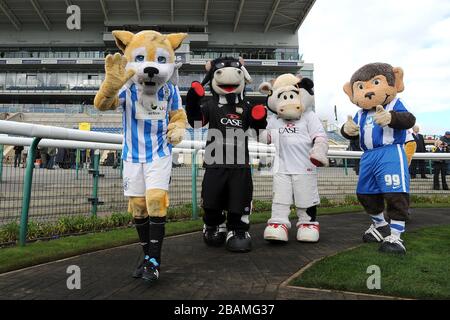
left=297, top=222, right=320, bottom=243
left=264, top=224, right=289, bottom=242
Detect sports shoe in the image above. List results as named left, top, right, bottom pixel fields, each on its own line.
left=226, top=230, right=252, bottom=253
left=142, top=256, right=160, bottom=282
left=264, top=224, right=289, bottom=242
left=363, top=224, right=390, bottom=243
left=297, top=222, right=320, bottom=243
left=379, top=235, right=406, bottom=255
left=203, top=224, right=227, bottom=247
left=132, top=260, right=144, bottom=278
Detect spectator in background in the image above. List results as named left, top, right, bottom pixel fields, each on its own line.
left=22, top=146, right=29, bottom=168
left=440, top=131, right=450, bottom=175
left=349, top=139, right=361, bottom=175
left=440, top=131, right=450, bottom=145
left=46, top=147, right=57, bottom=170
left=39, top=147, right=48, bottom=169
left=433, top=140, right=449, bottom=191
left=13, top=145, right=24, bottom=168
left=410, top=126, right=429, bottom=179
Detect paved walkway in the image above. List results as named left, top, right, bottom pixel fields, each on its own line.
left=1, top=208, right=449, bottom=300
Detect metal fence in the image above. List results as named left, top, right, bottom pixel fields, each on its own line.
left=2, top=146, right=449, bottom=223
left=1, top=119, right=450, bottom=246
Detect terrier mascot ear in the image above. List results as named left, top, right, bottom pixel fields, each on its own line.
left=112, top=31, right=135, bottom=53
left=166, top=33, right=188, bottom=51
left=393, top=67, right=405, bottom=93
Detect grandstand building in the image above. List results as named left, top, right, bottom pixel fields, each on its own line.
left=0, top=0, right=315, bottom=136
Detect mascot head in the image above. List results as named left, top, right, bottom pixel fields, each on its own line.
left=112, top=30, right=187, bottom=94
left=344, top=62, right=405, bottom=110
left=201, top=56, right=252, bottom=104
left=259, top=74, right=315, bottom=121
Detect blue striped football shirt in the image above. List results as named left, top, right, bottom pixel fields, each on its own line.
left=354, top=98, right=409, bottom=152
left=118, top=82, right=182, bottom=163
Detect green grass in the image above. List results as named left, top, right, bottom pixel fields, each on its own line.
left=0, top=219, right=204, bottom=274
left=1, top=202, right=449, bottom=275
left=293, top=224, right=450, bottom=300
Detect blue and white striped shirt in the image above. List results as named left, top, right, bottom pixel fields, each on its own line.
left=354, top=98, right=409, bottom=152
left=119, top=82, right=182, bottom=163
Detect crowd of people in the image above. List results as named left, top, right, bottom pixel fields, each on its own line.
left=13, top=146, right=62, bottom=169
left=410, top=128, right=449, bottom=190
left=10, top=147, right=121, bottom=170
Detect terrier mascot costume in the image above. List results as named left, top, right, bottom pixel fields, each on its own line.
left=186, top=57, right=267, bottom=253
left=259, top=74, right=329, bottom=243
left=94, top=30, right=188, bottom=281
left=342, top=63, right=416, bottom=254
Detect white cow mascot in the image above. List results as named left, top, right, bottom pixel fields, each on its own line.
left=259, top=74, right=329, bottom=243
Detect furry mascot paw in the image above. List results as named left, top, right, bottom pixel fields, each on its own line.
left=374, top=105, right=392, bottom=127
left=251, top=104, right=267, bottom=121
left=310, top=137, right=329, bottom=167
left=94, top=53, right=135, bottom=111
left=167, top=110, right=187, bottom=146
left=343, top=115, right=360, bottom=137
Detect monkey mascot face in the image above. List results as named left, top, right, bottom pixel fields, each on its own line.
left=343, top=63, right=405, bottom=110
left=259, top=74, right=315, bottom=121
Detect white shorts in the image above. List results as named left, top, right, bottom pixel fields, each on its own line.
left=273, top=173, right=320, bottom=208
left=123, top=156, right=172, bottom=197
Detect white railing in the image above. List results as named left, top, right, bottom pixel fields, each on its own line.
left=1, top=119, right=450, bottom=160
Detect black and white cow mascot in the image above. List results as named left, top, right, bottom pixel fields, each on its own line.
left=186, top=57, right=267, bottom=253
left=259, top=74, right=329, bottom=243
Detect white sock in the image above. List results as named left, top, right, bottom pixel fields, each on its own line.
left=370, top=212, right=388, bottom=228
left=390, top=220, right=406, bottom=239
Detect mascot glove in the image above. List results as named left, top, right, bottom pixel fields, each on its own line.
left=374, top=105, right=392, bottom=127
left=167, top=110, right=187, bottom=146
left=102, top=53, right=135, bottom=97
left=190, top=81, right=205, bottom=97
left=310, top=138, right=329, bottom=167
left=251, top=105, right=267, bottom=121
left=343, top=115, right=360, bottom=137
left=167, top=124, right=185, bottom=146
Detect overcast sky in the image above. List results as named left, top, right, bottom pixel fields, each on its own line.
left=298, top=0, right=450, bottom=135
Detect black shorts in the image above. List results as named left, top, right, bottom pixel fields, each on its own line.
left=201, top=167, right=253, bottom=214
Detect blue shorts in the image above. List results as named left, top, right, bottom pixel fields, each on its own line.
left=357, top=144, right=410, bottom=195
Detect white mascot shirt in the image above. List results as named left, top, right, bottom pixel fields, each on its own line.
left=267, top=111, right=327, bottom=175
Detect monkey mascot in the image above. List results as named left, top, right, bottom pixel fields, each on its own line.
left=186, top=57, right=267, bottom=253
left=342, top=63, right=416, bottom=254
left=259, top=74, right=329, bottom=243
left=94, top=30, right=188, bottom=281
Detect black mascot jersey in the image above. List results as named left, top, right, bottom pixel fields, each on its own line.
left=200, top=97, right=254, bottom=168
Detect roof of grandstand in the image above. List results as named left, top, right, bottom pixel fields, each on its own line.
left=0, top=0, right=316, bottom=33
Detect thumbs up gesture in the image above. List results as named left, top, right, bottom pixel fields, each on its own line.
left=343, top=115, right=360, bottom=137
left=374, top=105, right=392, bottom=127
